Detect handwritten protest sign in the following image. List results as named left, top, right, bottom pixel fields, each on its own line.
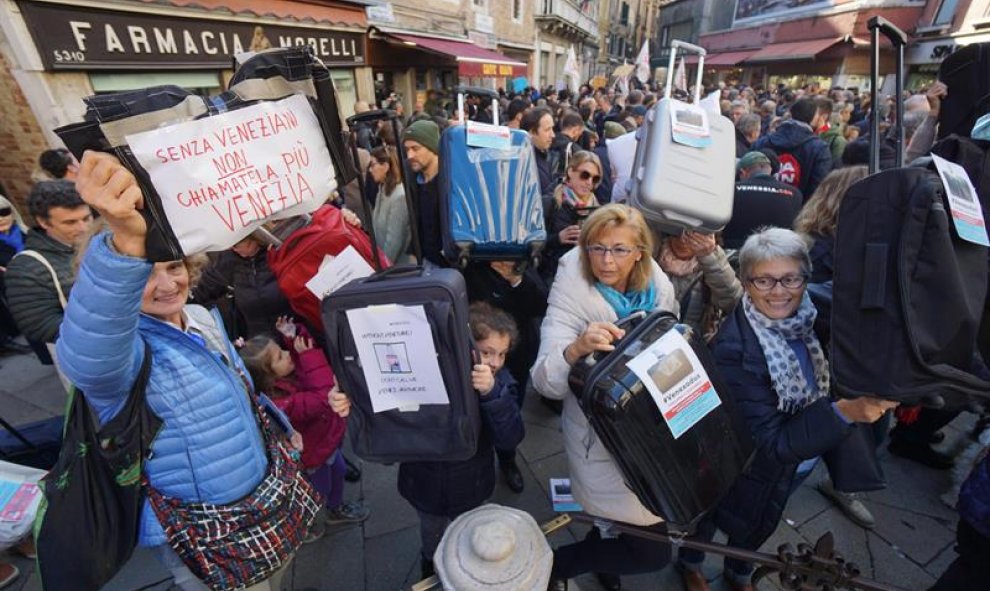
left=126, top=94, right=336, bottom=254
left=346, top=304, right=448, bottom=413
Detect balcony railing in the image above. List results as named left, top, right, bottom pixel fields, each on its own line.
left=536, top=0, right=600, bottom=40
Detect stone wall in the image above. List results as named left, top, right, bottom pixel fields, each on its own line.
left=0, top=51, right=47, bottom=213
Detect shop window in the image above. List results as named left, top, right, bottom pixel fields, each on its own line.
left=330, top=70, right=357, bottom=119
left=933, top=0, right=960, bottom=25
left=89, top=72, right=220, bottom=96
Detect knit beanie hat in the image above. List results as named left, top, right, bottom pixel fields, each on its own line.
left=402, top=120, right=440, bottom=155
left=603, top=121, right=626, bottom=139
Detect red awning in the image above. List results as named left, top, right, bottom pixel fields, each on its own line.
left=143, top=0, right=367, bottom=27
left=707, top=49, right=760, bottom=67
left=745, top=38, right=844, bottom=63
left=391, top=33, right=527, bottom=78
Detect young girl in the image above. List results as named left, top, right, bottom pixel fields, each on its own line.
left=329, top=302, right=525, bottom=578
left=241, top=316, right=369, bottom=541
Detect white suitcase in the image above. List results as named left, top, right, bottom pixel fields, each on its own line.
left=626, top=40, right=736, bottom=233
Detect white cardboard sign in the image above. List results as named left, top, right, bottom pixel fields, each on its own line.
left=346, top=304, right=449, bottom=413
left=126, top=94, right=336, bottom=254
left=305, top=245, right=375, bottom=299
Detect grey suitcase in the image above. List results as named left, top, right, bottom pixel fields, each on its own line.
left=626, top=40, right=736, bottom=233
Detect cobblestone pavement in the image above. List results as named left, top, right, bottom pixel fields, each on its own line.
left=0, top=349, right=971, bottom=591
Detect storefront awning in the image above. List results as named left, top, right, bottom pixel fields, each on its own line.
left=745, top=38, right=844, bottom=63
left=390, top=33, right=527, bottom=78
left=707, top=49, right=760, bottom=66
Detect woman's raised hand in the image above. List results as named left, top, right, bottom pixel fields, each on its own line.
left=76, top=151, right=147, bottom=257
left=566, top=321, right=626, bottom=365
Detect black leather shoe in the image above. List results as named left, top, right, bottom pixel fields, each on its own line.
left=888, top=438, right=955, bottom=470
left=547, top=577, right=568, bottom=591
left=595, top=572, right=621, bottom=590
left=501, top=459, right=525, bottom=493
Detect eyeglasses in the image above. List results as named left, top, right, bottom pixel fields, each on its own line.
left=747, top=274, right=808, bottom=291
left=577, top=170, right=602, bottom=185
left=0, top=208, right=10, bottom=216
left=586, top=245, right=638, bottom=259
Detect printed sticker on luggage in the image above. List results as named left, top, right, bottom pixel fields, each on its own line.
left=346, top=304, right=449, bottom=413
left=932, top=154, right=990, bottom=246
left=626, top=329, right=721, bottom=439
left=668, top=100, right=712, bottom=148
left=305, top=245, right=375, bottom=299
left=126, top=94, right=335, bottom=254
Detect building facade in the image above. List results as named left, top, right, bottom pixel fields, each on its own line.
left=907, top=0, right=990, bottom=88
left=534, top=0, right=600, bottom=87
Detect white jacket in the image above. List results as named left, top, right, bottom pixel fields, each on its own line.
left=531, top=248, right=678, bottom=526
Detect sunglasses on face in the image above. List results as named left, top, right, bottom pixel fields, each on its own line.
left=576, top=170, right=602, bottom=185
left=0, top=208, right=11, bottom=216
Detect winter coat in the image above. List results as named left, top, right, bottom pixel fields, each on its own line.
left=753, top=120, right=833, bottom=198
left=735, top=128, right=752, bottom=158
left=819, top=127, right=847, bottom=166
left=541, top=188, right=598, bottom=285
left=414, top=173, right=445, bottom=267
left=531, top=248, right=677, bottom=526
left=5, top=229, right=75, bottom=343
left=534, top=147, right=561, bottom=200
left=372, top=182, right=411, bottom=264
left=56, top=233, right=268, bottom=547
left=722, top=173, right=804, bottom=250
left=463, top=263, right=549, bottom=389
left=808, top=233, right=835, bottom=284
left=665, top=247, right=743, bottom=340
left=397, top=368, right=524, bottom=517
left=958, top=450, right=990, bottom=539
left=192, top=248, right=293, bottom=340
left=708, top=304, right=851, bottom=548
left=593, top=143, right=614, bottom=205
left=271, top=326, right=345, bottom=470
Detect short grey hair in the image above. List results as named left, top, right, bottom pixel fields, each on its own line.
left=730, top=99, right=749, bottom=112
left=903, top=109, right=927, bottom=143
left=738, top=227, right=812, bottom=280
left=737, top=113, right=761, bottom=136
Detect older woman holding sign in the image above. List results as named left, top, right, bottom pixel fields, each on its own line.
left=676, top=228, right=897, bottom=591
left=531, top=204, right=678, bottom=591
left=54, top=151, right=318, bottom=591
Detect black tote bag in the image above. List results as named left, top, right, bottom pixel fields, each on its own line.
left=35, top=344, right=159, bottom=591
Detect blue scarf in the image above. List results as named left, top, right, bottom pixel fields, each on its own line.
left=0, top=226, right=24, bottom=254
left=595, top=281, right=656, bottom=319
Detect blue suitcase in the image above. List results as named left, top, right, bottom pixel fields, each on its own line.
left=440, top=87, right=546, bottom=268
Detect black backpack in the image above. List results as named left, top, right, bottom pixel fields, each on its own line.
left=830, top=162, right=990, bottom=409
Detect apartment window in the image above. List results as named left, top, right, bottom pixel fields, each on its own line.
left=661, top=25, right=669, bottom=47
left=512, top=0, right=523, bottom=20
left=933, top=0, right=960, bottom=25
left=620, top=2, right=630, bottom=25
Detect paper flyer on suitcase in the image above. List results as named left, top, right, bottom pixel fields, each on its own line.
left=126, top=94, right=335, bottom=254
left=932, top=154, right=990, bottom=247
left=346, top=304, right=449, bottom=413
left=626, top=329, right=721, bottom=439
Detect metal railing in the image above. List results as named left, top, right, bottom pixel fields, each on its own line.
left=537, top=0, right=600, bottom=39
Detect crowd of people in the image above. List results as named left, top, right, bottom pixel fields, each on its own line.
left=0, top=72, right=986, bottom=591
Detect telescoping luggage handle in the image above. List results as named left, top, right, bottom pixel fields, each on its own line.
left=345, top=109, right=424, bottom=267
left=868, top=16, right=907, bottom=174
left=665, top=40, right=706, bottom=104
left=455, top=85, right=500, bottom=127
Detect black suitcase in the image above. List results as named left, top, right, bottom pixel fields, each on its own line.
left=322, top=265, right=480, bottom=463
left=568, top=311, right=754, bottom=533
left=937, top=42, right=990, bottom=141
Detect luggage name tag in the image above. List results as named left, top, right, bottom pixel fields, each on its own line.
left=305, top=246, right=375, bottom=299
left=345, top=304, right=450, bottom=413
left=668, top=100, right=712, bottom=149
left=931, top=154, right=990, bottom=247
left=466, top=121, right=512, bottom=150
left=624, top=329, right=721, bottom=439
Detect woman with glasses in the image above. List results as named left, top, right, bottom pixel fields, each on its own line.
left=532, top=204, right=678, bottom=591
left=542, top=150, right=603, bottom=285
left=677, top=228, right=897, bottom=591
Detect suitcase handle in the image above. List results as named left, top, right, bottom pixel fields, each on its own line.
left=365, top=264, right=425, bottom=282
left=665, top=40, right=706, bottom=104
left=346, top=109, right=400, bottom=126
left=455, top=86, right=499, bottom=100
left=868, top=16, right=906, bottom=172
left=456, top=87, right=500, bottom=127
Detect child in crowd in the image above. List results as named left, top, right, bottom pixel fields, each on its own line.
left=240, top=316, right=369, bottom=542
left=329, top=302, right=525, bottom=578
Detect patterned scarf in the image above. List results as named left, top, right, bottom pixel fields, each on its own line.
left=657, top=240, right=699, bottom=277
left=595, top=281, right=656, bottom=319
left=559, top=185, right=595, bottom=208
left=742, top=292, right=830, bottom=414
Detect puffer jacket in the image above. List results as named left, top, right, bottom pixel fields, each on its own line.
left=665, top=246, right=743, bottom=340
left=753, top=120, right=833, bottom=198
left=957, top=443, right=990, bottom=539
left=56, top=233, right=268, bottom=547
left=397, top=368, right=524, bottom=517
left=531, top=248, right=677, bottom=526
left=5, top=229, right=75, bottom=343
left=708, top=305, right=851, bottom=548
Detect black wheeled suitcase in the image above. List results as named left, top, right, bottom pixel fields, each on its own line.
left=322, top=265, right=480, bottom=463
left=568, top=311, right=754, bottom=533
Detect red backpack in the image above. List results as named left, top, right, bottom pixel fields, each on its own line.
left=267, top=205, right=387, bottom=331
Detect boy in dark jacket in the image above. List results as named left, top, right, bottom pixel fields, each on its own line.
left=329, top=303, right=525, bottom=579
left=753, top=97, right=832, bottom=198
